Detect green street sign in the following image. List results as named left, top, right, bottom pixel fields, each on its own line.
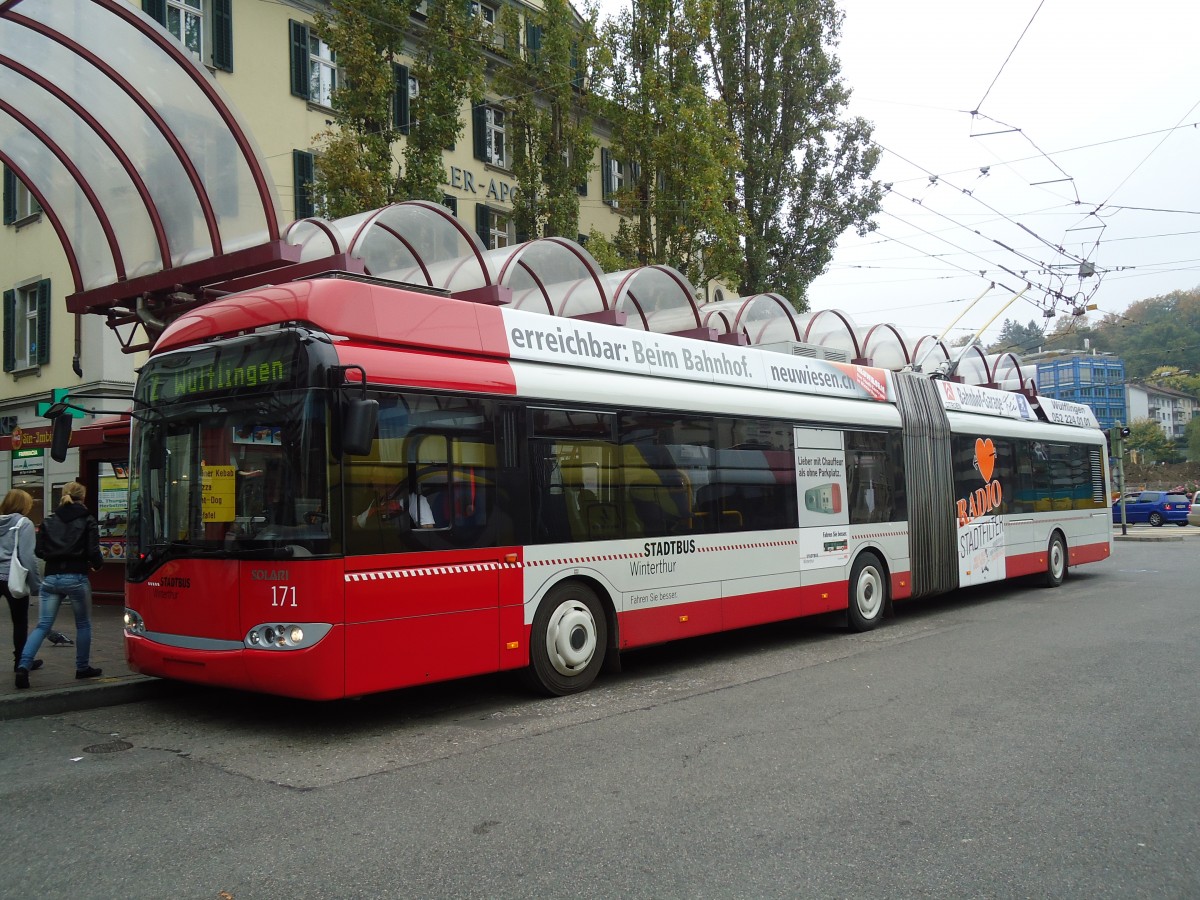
left=37, top=387, right=85, bottom=419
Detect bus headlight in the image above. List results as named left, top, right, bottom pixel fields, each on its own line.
left=243, top=622, right=331, bottom=651
left=123, top=609, right=145, bottom=635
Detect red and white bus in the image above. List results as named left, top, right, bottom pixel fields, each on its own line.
left=120, top=275, right=1112, bottom=699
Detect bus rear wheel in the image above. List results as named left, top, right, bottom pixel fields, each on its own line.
left=848, top=552, right=887, bottom=632
left=525, top=582, right=607, bottom=696
left=1043, top=533, right=1067, bottom=587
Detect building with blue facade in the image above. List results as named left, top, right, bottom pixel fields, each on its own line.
left=1032, top=351, right=1127, bottom=430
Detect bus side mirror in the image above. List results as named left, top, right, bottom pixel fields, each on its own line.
left=50, top=414, right=73, bottom=463
left=341, top=397, right=378, bottom=457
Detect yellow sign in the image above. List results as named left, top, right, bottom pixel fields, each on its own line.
left=201, top=465, right=237, bottom=523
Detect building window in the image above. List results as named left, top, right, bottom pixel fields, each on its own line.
left=289, top=20, right=336, bottom=107
left=470, top=2, right=497, bottom=25
left=601, top=148, right=625, bottom=208
left=473, top=104, right=506, bottom=167
left=2, top=167, right=41, bottom=226
left=442, top=195, right=459, bottom=216
left=292, top=150, right=316, bottom=219
left=166, top=0, right=203, bottom=58
left=393, top=64, right=418, bottom=134
left=3, top=279, right=50, bottom=373
left=475, top=205, right=511, bottom=250
left=143, top=0, right=232, bottom=70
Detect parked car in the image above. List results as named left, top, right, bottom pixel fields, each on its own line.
left=1190, top=495, right=1200, bottom=527
left=1112, top=491, right=1191, bottom=527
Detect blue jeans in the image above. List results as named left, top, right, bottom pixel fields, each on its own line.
left=19, top=574, right=92, bottom=672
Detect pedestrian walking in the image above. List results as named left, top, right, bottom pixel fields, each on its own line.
left=1, top=489, right=43, bottom=673
left=15, top=482, right=105, bottom=689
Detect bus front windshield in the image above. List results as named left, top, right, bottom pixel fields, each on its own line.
left=128, top=389, right=332, bottom=577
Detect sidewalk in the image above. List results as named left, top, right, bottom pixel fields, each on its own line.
left=2, top=601, right=169, bottom=720
left=1112, top=523, right=1199, bottom=542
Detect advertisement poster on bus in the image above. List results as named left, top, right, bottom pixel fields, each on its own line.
left=794, top=427, right=850, bottom=569
left=956, top=437, right=1007, bottom=586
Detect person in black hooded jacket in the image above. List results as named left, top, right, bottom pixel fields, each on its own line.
left=15, top=481, right=105, bottom=688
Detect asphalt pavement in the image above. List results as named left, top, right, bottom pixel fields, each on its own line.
left=1, top=522, right=1195, bottom=720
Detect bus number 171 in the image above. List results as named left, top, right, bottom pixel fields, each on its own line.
left=271, top=586, right=297, bottom=607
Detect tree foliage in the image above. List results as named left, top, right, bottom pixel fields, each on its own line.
left=313, top=0, right=411, bottom=217
left=1127, top=418, right=1176, bottom=463
left=493, top=0, right=598, bottom=240
left=987, top=318, right=1045, bottom=355
left=1186, top=415, right=1200, bottom=463
left=706, top=0, right=883, bottom=306
left=593, top=0, right=744, bottom=289
left=1041, top=288, right=1200, bottom=385
left=398, top=0, right=486, bottom=202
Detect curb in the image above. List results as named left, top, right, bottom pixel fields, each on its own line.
left=0, top=676, right=174, bottom=721
left=1113, top=533, right=1186, bottom=542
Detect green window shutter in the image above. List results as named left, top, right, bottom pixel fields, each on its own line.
left=35, top=279, right=50, bottom=366
left=293, top=150, right=315, bottom=219
left=212, top=0, right=233, bottom=71
left=472, top=103, right=487, bottom=162
left=601, top=148, right=613, bottom=206
left=393, top=64, right=411, bottom=135
left=525, top=23, right=542, bottom=63
left=142, top=0, right=167, bottom=26
left=3, top=166, right=15, bottom=226
left=3, top=289, right=14, bottom=373
left=475, top=203, right=491, bottom=249
left=570, top=44, right=583, bottom=90
left=289, top=21, right=310, bottom=100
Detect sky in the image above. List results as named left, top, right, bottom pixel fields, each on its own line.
left=806, top=0, right=1200, bottom=345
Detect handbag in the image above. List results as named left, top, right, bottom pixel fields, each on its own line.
left=7, top=519, right=30, bottom=599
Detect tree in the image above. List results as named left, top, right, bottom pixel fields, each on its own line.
left=312, top=0, right=411, bottom=217
left=398, top=0, right=486, bottom=202
left=592, top=0, right=744, bottom=289
left=1090, top=288, right=1200, bottom=380
left=706, top=0, right=883, bottom=306
left=1186, top=414, right=1200, bottom=463
left=1127, top=418, right=1175, bottom=464
left=988, top=318, right=1045, bottom=355
left=493, top=0, right=598, bottom=240
left=314, top=0, right=485, bottom=214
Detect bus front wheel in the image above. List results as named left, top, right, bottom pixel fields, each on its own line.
left=847, top=552, right=887, bottom=632
left=525, top=582, right=607, bottom=696
left=1043, top=533, right=1067, bottom=587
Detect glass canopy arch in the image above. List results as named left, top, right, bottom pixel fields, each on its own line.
left=0, top=0, right=283, bottom=300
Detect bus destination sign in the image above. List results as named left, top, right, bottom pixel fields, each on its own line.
left=143, top=344, right=293, bottom=403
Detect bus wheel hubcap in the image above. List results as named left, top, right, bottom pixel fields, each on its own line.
left=545, top=600, right=597, bottom=677
left=858, top=568, right=882, bottom=618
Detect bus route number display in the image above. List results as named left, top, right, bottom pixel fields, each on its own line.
left=201, top=466, right=237, bottom=523
left=142, top=343, right=293, bottom=403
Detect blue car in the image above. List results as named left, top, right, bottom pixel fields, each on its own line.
left=1112, top=491, right=1191, bottom=526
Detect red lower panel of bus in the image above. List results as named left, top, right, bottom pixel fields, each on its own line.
left=344, top=609, right=500, bottom=697
left=126, top=631, right=348, bottom=701
left=1004, top=539, right=1110, bottom=578
left=618, top=582, right=850, bottom=649
left=1069, top=540, right=1110, bottom=566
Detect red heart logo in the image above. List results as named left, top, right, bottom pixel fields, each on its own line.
left=975, top=438, right=996, bottom=482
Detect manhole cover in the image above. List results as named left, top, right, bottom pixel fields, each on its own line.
left=83, top=740, right=133, bottom=754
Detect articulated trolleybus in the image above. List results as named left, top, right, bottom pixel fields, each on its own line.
left=122, top=276, right=1112, bottom=699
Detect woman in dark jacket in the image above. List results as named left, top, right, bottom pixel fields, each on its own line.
left=15, top=481, right=105, bottom=689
